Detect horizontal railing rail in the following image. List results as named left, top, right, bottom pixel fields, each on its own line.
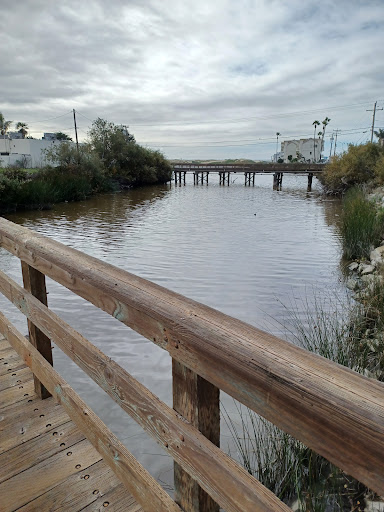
left=0, top=217, right=383, bottom=511
left=0, top=310, right=179, bottom=512
left=172, top=163, right=325, bottom=173
left=0, top=268, right=288, bottom=511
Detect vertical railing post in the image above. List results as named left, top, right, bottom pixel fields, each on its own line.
left=21, top=261, right=53, bottom=399
left=172, top=360, right=220, bottom=512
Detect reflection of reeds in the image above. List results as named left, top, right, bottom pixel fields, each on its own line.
left=224, top=283, right=384, bottom=510
left=341, top=187, right=384, bottom=260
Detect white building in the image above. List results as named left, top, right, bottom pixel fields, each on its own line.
left=281, top=138, right=324, bottom=163
left=272, top=151, right=284, bottom=162
left=7, top=131, right=23, bottom=139
left=0, top=138, right=69, bottom=168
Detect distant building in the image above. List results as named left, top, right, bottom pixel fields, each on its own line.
left=0, top=138, right=73, bottom=168
left=7, top=131, right=24, bottom=139
left=281, top=138, right=324, bottom=163
left=272, top=151, right=284, bottom=162
left=42, top=133, right=57, bottom=141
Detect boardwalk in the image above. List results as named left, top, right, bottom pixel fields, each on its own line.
left=0, top=336, right=141, bottom=512
left=172, top=162, right=325, bottom=189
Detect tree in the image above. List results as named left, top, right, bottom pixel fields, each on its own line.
left=320, top=117, right=331, bottom=160
left=312, top=120, right=320, bottom=162
left=374, top=128, right=384, bottom=145
left=275, top=132, right=281, bottom=162
left=0, top=112, right=12, bottom=139
left=88, top=118, right=171, bottom=185
left=54, top=132, right=73, bottom=141
left=88, top=118, right=135, bottom=169
left=16, top=122, right=28, bottom=139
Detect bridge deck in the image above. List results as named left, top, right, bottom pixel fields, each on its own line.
left=172, top=162, right=325, bottom=174
left=0, top=336, right=141, bottom=512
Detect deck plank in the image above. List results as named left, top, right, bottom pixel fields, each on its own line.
left=0, top=378, right=34, bottom=408
left=0, top=397, right=68, bottom=452
left=0, top=353, right=26, bottom=377
left=80, top=482, right=143, bottom=512
left=0, top=438, right=102, bottom=510
left=0, top=420, right=84, bottom=484
left=0, top=340, right=142, bottom=512
left=18, top=461, right=139, bottom=512
left=0, top=366, right=31, bottom=391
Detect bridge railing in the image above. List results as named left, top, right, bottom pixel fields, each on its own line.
left=172, top=162, right=325, bottom=172
left=0, top=217, right=383, bottom=512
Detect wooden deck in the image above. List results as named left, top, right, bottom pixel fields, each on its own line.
left=0, top=336, right=142, bottom=512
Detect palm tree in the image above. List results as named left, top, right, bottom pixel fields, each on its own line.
left=275, top=132, right=281, bottom=162
left=312, top=120, right=320, bottom=162
left=16, top=122, right=28, bottom=139
left=320, top=117, right=331, bottom=160
left=0, top=112, right=12, bottom=139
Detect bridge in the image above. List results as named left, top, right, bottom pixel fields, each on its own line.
left=0, top=218, right=383, bottom=511
left=172, top=162, right=326, bottom=190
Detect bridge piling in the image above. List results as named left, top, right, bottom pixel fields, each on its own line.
left=273, top=172, right=283, bottom=190
left=307, top=173, right=313, bottom=192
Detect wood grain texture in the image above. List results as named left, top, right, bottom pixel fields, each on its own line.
left=0, top=438, right=102, bottom=510
left=0, top=351, right=26, bottom=377
left=21, top=261, right=52, bottom=399
left=0, top=378, right=34, bottom=408
left=0, top=395, right=68, bottom=453
left=173, top=360, right=220, bottom=512
left=0, top=275, right=292, bottom=511
left=0, top=420, right=85, bottom=484
left=0, top=219, right=383, bottom=493
left=0, top=313, right=181, bottom=512
left=80, top=482, right=143, bottom=512
left=0, top=366, right=31, bottom=391
left=17, top=460, right=123, bottom=512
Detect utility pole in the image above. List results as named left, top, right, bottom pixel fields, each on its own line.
left=73, top=109, right=80, bottom=161
left=367, top=101, right=383, bottom=143
left=329, top=133, right=334, bottom=159
left=333, top=129, right=341, bottom=157
left=275, top=132, right=281, bottom=162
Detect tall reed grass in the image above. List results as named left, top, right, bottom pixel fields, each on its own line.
left=224, top=281, right=384, bottom=511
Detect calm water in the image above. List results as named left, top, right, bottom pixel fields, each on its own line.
left=0, top=173, right=344, bottom=489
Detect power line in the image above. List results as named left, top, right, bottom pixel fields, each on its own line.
left=128, top=101, right=375, bottom=127
left=21, top=111, right=73, bottom=125
left=75, top=110, right=93, bottom=122
left=140, top=127, right=371, bottom=147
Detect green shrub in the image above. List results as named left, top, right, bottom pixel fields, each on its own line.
left=340, top=187, right=384, bottom=259
left=320, top=143, right=384, bottom=194
left=2, top=167, right=28, bottom=181
left=88, top=118, right=172, bottom=186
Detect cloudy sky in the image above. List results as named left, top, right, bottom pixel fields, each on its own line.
left=1, top=0, right=384, bottom=160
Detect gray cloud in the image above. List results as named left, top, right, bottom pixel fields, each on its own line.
left=1, top=0, right=383, bottom=159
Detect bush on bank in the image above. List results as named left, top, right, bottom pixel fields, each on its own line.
left=0, top=119, right=172, bottom=213
left=320, top=143, right=384, bottom=194
left=88, top=118, right=172, bottom=187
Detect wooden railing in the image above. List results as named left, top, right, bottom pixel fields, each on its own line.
left=0, top=217, right=383, bottom=512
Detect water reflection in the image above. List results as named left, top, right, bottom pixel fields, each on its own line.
left=0, top=174, right=343, bottom=490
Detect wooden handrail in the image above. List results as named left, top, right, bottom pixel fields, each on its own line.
left=0, top=311, right=180, bottom=512
left=0, top=268, right=291, bottom=512
left=0, top=218, right=384, bottom=498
